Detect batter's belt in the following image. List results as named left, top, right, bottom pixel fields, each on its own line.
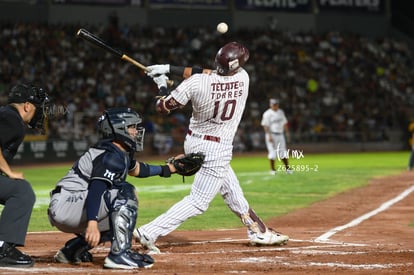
left=187, top=129, right=220, bottom=143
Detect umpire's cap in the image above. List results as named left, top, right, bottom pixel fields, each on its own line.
left=8, top=83, right=47, bottom=107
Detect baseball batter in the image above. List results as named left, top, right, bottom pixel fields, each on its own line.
left=134, top=42, right=289, bottom=254
left=261, top=98, right=292, bottom=175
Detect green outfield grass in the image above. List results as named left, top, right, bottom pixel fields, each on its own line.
left=3, top=151, right=409, bottom=232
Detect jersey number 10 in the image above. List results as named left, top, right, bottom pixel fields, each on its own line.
left=213, top=99, right=236, bottom=121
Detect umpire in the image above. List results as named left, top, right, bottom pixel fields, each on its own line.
left=0, top=83, right=49, bottom=268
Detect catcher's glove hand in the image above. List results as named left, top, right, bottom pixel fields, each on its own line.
left=167, top=152, right=205, bottom=176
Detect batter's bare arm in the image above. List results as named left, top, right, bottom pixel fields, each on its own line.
left=171, top=66, right=212, bottom=79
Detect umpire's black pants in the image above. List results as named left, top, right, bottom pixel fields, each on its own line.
left=0, top=175, right=35, bottom=246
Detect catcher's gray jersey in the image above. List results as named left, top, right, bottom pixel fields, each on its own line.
left=48, top=140, right=133, bottom=233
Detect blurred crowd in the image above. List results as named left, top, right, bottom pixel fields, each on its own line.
left=1, top=22, right=413, bottom=154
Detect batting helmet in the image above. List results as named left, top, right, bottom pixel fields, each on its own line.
left=97, top=107, right=145, bottom=152
left=215, top=42, right=249, bottom=75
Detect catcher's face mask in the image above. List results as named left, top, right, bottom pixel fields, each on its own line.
left=97, top=107, right=145, bottom=152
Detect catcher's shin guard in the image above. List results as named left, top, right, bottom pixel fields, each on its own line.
left=109, top=183, right=138, bottom=255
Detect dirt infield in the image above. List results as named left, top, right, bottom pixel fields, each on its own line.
left=1, top=171, right=414, bottom=274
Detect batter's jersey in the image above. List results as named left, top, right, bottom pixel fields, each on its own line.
left=55, top=139, right=135, bottom=191
left=261, top=108, right=288, bottom=134
left=172, top=69, right=249, bottom=143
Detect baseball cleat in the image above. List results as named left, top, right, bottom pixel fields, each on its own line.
left=54, top=247, right=93, bottom=264
left=133, top=229, right=161, bottom=254
left=54, top=236, right=92, bottom=264
left=0, top=242, right=34, bottom=268
left=103, top=249, right=154, bottom=269
left=248, top=228, right=289, bottom=246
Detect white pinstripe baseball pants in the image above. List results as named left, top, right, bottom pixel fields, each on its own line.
left=138, top=134, right=250, bottom=241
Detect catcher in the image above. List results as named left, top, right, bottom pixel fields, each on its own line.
left=47, top=107, right=203, bottom=269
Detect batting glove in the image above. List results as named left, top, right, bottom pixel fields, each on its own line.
left=153, top=74, right=169, bottom=89
left=146, top=64, right=170, bottom=77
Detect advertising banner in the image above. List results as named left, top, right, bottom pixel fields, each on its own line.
left=52, top=0, right=136, bottom=5
left=16, top=140, right=90, bottom=164
left=317, top=0, right=385, bottom=14
left=148, top=0, right=228, bottom=9
left=235, top=0, right=312, bottom=12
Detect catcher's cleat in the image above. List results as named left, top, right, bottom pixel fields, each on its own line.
left=103, top=249, right=154, bottom=269
left=54, top=236, right=92, bottom=264
left=133, top=229, right=161, bottom=255
left=248, top=228, right=289, bottom=246
left=54, top=248, right=92, bottom=264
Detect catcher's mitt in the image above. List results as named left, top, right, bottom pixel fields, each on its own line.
left=168, top=152, right=205, bottom=176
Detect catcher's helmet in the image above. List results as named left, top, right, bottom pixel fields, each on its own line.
left=215, top=42, right=249, bottom=75
left=8, top=83, right=50, bottom=130
left=97, top=107, right=145, bottom=152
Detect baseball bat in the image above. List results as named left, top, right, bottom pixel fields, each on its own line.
left=76, top=28, right=173, bottom=86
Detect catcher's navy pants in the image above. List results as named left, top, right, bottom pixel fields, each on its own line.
left=0, top=175, right=35, bottom=246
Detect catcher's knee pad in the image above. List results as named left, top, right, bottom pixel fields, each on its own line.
left=240, top=208, right=267, bottom=234
left=110, top=183, right=138, bottom=255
